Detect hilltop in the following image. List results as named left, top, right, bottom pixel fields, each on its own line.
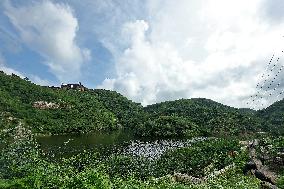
left=0, top=71, right=282, bottom=137
left=1, top=71, right=284, bottom=188
left=0, top=71, right=141, bottom=134
left=142, top=98, right=262, bottom=137
left=257, top=99, right=284, bottom=135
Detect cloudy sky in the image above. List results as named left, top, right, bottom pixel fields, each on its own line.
left=1, top=0, right=284, bottom=109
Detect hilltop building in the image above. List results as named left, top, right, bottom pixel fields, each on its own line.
left=61, top=82, right=86, bottom=91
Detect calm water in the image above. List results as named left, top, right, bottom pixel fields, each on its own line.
left=36, top=130, right=134, bottom=158
left=36, top=131, right=206, bottom=160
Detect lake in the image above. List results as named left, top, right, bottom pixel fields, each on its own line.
left=36, top=130, right=206, bottom=160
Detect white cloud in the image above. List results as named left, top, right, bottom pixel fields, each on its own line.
left=100, top=0, right=284, bottom=109
left=28, top=75, right=53, bottom=86
left=0, top=64, right=23, bottom=77
left=260, top=0, right=284, bottom=23
left=0, top=53, right=23, bottom=77
left=2, top=0, right=284, bottom=109
left=4, top=0, right=90, bottom=82
left=0, top=53, right=52, bottom=86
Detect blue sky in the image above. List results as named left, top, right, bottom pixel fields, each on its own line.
left=1, top=0, right=284, bottom=109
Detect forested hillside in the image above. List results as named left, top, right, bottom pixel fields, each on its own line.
left=0, top=71, right=282, bottom=137
left=257, top=99, right=284, bottom=135
left=0, top=72, right=135, bottom=134
left=143, top=98, right=263, bottom=137
left=89, top=89, right=145, bottom=129
left=1, top=71, right=284, bottom=188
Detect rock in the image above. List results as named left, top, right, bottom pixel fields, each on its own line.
left=253, top=139, right=260, bottom=146
left=253, top=158, right=263, bottom=170
left=260, top=181, right=278, bottom=189
left=245, top=138, right=279, bottom=186
left=33, top=101, right=60, bottom=109
left=243, top=161, right=257, bottom=174
left=239, top=141, right=249, bottom=146
left=249, top=148, right=257, bottom=158
left=173, top=173, right=204, bottom=184
left=255, top=167, right=278, bottom=185
left=173, top=164, right=235, bottom=184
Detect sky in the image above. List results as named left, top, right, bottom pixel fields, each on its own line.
left=1, top=0, right=284, bottom=109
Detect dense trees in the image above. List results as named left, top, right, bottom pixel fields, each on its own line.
left=0, top=72, right=118, bottom=134
left=1, top=72, right=284, bottom=188
left=156, top=138, right=248, bottom=177
left=257, top=99, right=284, bottom=136
left=88, top=89, right=145, bottom=129
left=0, top=71, right=281, bottom=137
left=0, top=124, right=262, bottom=188
left=143, top=98, right=263, bottom=137
left=134, top=115, right=200, bottom=137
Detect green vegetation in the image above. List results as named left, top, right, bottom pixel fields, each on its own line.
left=256, top=137, right=284, bottom=174
left=0, top=71, right=265, bottom=138
left=143, top=98, right=262, bottom=137
left=89, top=89, right=145, bottom=130
left=0, top=121, right=261, bottom=188
left=105, top=138, right=249, bottom=179
left=0, top=71, right=276, bottom=138
left=257, top=99, right=284, bottom=136
left=134, top=115, right=199, bottom=137
left=156, top=138, right=247, bottom=177
left=0, top=72, right=121, bottom=134
left=0, top=72, right=283, bottom=188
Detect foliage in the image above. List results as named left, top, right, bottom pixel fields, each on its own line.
left=256, top=137, right=284, bottom=174
left=134, top=115, right=200, bottom=137
left=0, top=122, right=39, bottom=179
left=0, top=71, right=280, bottom=138
left=144, top=98, right=262, bottom=137
left=89, top=89, right=145, bottom=129
left=1, top=71, right=283, bottom=188
left=106, top=155, right=154, bottom=180
left=277, top=175, right=284, bottom=189
left=156, top=138, right=248, bottom=177
left=0, top=72, right=118, bottom=134
left=257, top=99, right=284, bottom=136
left=101, top=138, right=250, bottom=181
left=0, top=120, right=261, bottom=188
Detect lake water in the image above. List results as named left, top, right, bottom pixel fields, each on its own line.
left=36, top=130, right=206, bottom=160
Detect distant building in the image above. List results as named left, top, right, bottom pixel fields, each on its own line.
left=61, top=82, right=86, bottom=91
left=49, top=86, right=61, bottom=90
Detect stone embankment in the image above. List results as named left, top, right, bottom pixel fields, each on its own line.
left=170, top=139, right=280, bottom=188
left=243, top=139, right=279, bottom=189
left=172, top=164, right=235, bottom=184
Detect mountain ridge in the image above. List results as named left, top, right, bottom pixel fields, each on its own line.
left=0, top=71, right=282, bottom=137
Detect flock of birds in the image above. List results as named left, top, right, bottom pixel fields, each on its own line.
left=247, top=50, right=284, bottom=110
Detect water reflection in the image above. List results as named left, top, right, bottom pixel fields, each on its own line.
left=37, top=131, right=206, bottom=160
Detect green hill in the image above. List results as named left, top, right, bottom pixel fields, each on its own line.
left=88, top=89, right=145, bottom=129
left=257, top=99, right=284, bottom=135
left=1, top=71, right=282, bottom=138
left=1, top=72, right=280, bottom=189
left=0, top=71, right=142, bottom=134
left=143, top=98, right=262, bottom=137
